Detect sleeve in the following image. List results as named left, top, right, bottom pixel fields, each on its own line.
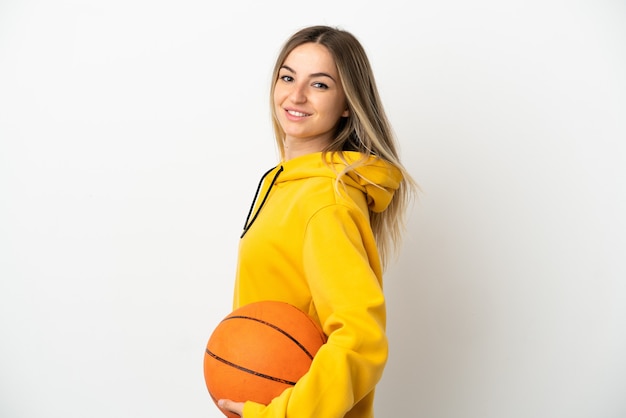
left=242, top=204, right=388, bottom=417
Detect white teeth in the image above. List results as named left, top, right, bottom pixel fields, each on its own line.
left=288, top=110, right=309, bottom=117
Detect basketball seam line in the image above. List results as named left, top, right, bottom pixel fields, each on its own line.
left=224, top=315, right=318, bottom=360
left=205, top=348, right=298, bottom=386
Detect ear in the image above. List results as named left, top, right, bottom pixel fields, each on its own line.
left=341, top=108, right=350, bottom=117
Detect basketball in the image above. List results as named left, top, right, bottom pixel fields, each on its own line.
left=203, top=300, right=327, bottom=418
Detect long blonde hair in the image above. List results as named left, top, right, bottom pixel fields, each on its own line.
left=269, top=25, right=418, bottom=268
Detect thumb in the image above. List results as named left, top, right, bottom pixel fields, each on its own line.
left=217, top=399, right=243, bottom=416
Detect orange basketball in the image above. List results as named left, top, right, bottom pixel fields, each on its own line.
left=203, top=300, right=327, bottom=418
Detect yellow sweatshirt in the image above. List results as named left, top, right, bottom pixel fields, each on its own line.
left=234, top=151, right=402, bottom=418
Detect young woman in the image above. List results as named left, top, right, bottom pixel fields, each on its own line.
left=217, top=25, right=417, bottom=418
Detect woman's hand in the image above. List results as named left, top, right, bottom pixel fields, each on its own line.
left=217, top=399, right=244, bottom=417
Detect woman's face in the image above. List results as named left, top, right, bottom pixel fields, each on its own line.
left=273, top=42, right=349, bottom=150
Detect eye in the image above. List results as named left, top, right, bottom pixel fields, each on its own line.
left=312, top=82, right=329, bottom=89
left=279, top=75, right=294, bottom=82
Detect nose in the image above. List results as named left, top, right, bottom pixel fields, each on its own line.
left=289, top=82, right=307, bottom=104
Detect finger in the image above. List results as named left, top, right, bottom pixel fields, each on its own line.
left=217, top=399, right=244, bottom=416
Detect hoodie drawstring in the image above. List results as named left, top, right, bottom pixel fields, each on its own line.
left=241, top=165, right=284, bottom=238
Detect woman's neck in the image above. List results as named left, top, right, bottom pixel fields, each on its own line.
left=283, top=137, right=330, bottom=161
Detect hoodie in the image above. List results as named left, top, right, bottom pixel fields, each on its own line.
left=234, top=151, right=402, bottom=418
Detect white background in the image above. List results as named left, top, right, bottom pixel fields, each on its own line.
left=1, top=1, right=625, bottom=417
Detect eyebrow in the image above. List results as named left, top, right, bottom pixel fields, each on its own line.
left=280, top=65, right=337, bottom=82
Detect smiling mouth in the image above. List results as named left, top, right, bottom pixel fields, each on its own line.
left=287, top=109, right=310, bottom=117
